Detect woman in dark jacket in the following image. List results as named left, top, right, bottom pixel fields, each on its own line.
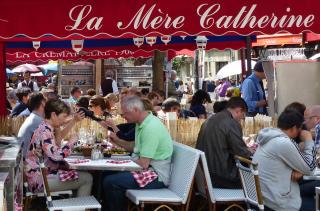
left=190, top=90, right=211, bottom=119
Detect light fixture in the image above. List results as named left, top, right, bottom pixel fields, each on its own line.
left=195, top=36, right=208, bottom=49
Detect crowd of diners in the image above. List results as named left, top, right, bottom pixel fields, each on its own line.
left=4, top=61, right=320, bottom=211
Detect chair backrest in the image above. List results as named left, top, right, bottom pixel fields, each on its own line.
left=168, top=142, right=201, bottom=204
left=38, top=155, right=53, bottom=207
left=195, top=152, right=216, bottom=203
left=235, top=155, right=264, bottom=211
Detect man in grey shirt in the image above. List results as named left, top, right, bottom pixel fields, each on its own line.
left=18, top=93, right=46, bottom=159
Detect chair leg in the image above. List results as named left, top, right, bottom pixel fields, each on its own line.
left=23, top=196, right=30, bottom=211
left=209, top=203, right=215, bottom=211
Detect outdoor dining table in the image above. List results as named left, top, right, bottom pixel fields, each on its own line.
left=65, top=157, right=143, bottom=172
left=303, top=168, right=320, bottom=180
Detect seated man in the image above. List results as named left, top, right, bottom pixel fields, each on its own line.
left=196, top=97, right=251, bottom=188
left=157, top=98, right=195, bottom=121
left=157, top=97, right=181, bottom=121
left=10, top=87, right=31, bottom=117
left=101, top=96, right=173, bottom=211
left=253, top=110, right=316, bottom=211
left=18, top=92, right=46, bottom=159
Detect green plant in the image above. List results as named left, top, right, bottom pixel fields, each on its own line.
left=172, top=56, right=187, bottom=74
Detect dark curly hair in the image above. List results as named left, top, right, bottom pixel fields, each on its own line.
left=190, top=90, right=211, bottom=107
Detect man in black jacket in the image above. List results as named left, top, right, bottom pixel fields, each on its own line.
left=196, top=97, right=252, bottom=188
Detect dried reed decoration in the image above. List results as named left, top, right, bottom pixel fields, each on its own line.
left=165, top=118, right=205, bottom=148
left=0, top=116, right=26, bottom=136
left=241, top=114, right=277, bottom=136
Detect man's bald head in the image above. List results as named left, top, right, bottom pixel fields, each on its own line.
left=304, top=105, right=320, bottom=130
left=306, top=105, right=320, bottom=116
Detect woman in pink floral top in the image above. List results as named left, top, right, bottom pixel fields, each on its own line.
left=24, top=99, right=93, bottom=196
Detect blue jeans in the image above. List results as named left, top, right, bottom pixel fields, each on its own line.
left=103, top=172, right=165, bottom=211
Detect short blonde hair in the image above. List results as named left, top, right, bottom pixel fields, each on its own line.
left=105, top=93, right=118, bottom=102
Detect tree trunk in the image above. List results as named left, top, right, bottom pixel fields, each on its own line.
left=152, top=50, right=165, bottom=91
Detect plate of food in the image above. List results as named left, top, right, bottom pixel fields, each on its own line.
left=103, top=147, right=130, bottom=157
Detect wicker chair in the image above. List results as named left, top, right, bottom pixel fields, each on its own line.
left=235, top=155, right=264, bottom=211
left=195, top=152, right=245, bottom=211
left=38, top=156, right=101, bottom=211
left=126, top=142, right=201, bottom=211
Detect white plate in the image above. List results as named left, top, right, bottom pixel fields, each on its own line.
left=111, top=153, right=130, bottom=156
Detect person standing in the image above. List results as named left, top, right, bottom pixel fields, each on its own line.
left=100, top=70, right=119, bottom=96
left=167, top=70, right=178, bottom=97
left=17, top=71, right=39, bottom=92
left=196, top=97, right=251, bottom=188
left=241, top=61, right=267, bottom=116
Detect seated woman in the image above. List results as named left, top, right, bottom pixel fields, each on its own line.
left=190, top=90, right=211, bottom=119
left=24, top=99, right=93, bottom=196
left=89, top=95, right=112, bottom=118
left=104, top=93, right=118, bottom=114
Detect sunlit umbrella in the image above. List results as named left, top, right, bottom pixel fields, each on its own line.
left=72, top=61, right=94, bottom=66
left=37, top=63, right=58, bottom=75
left=215, top=60, right=257, bottom=79
left=6, top=68, right=16, bottom=77
left=12, top=64, right=41, bottom=73
left=31, top=72, right=44, bottom=76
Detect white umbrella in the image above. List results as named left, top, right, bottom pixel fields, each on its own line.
left=12, top=64, right=41, bottom=73
left=215, top=60, right=256, bottom=80
left=309, top=53, right=320, bottom=60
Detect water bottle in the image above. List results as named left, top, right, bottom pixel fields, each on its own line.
left=91, top=146, right=99, bottom=160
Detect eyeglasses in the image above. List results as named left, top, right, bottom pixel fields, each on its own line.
left=304, top=116, right=320, bottom=121
left=119, top=111, right=130, bottom=117
left=88, top=104, right=95, bottom=108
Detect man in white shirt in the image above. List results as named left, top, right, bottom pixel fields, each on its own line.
left=17, top=71, right=39, bottom=92
left=100, top=70, right=119, bottom=96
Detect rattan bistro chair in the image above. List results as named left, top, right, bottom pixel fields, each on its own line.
left=37, top=155, right=101, bottom=211
left=235, top=155, right=264, bottom=211
left=126, top=142, right=201, bottom=211
left=195, top=152, right=245, bottom=211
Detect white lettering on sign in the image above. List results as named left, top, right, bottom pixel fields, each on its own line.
left=197, top=4, right=315, bottom=30
left=65, top=5, right=103, bottom=31
left=117, top=4, right=185, bottom=30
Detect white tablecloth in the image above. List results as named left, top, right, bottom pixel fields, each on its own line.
left=65, top=158, right=142, bottom=171
left=303, top=168, right=320, bottom=180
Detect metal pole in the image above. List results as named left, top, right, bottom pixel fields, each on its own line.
left=246, top=36, right=252, bottom=77
left=194, top=50, right=199, bottom=90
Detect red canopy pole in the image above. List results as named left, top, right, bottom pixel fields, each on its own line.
left=0, top=42, right=6, bottom=117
